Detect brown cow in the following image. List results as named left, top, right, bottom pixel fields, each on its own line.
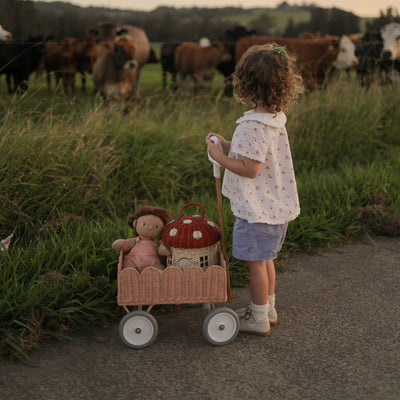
left=42, top=37, right=78, bottom=94
left=118, top=26, right=151, bottom=99
left=92, top=36, right=138, bottom=114
left=90, top=23, right=118, bottom=42
left=76, top=34, right=98, bottom=93
left=174, top=42, right=231, bottom=92
left=236, top=36, right=343, bottom=90
left=91, top=24, right=151, bottom=99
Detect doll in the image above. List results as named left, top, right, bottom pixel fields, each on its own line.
left=112, top=205, right=172, bottom=272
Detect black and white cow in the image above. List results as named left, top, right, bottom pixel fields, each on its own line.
left=355, top=31, right=383, bottom=87
left=380, top=22, right=400, bottom=84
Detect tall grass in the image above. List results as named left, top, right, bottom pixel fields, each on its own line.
left=1, top=71, right=400, bottom=361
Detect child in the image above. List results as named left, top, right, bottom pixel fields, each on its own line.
left=206, top=43, right=304, bottom=336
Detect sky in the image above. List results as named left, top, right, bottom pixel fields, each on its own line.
left=36, top=0, right=396, bottom=18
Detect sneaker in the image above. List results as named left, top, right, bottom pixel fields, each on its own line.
left=236, top=307, right=278, bottom=326
left=239, top=308, right=271, bottom=336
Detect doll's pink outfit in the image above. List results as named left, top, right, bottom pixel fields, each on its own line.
left=126, top=237, right=162, bottom=272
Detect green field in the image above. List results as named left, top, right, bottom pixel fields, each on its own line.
left=223, top=8, right=312, bottom=35
left=1, top=63, right=400, bottom=362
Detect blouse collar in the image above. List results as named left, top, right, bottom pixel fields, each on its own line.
left=236, top=110, right=287, bottom=128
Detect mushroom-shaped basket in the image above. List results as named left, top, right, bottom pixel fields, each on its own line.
left=162, top=202, right=221, bottom=270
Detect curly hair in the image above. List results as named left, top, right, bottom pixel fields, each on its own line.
left=127, top=205, right=172, bottom=228
left=233, top=43, right=304, bottom=113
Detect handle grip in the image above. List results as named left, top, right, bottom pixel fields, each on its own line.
left=208, top=136, right=221, bottom=178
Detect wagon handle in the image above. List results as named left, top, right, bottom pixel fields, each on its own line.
left=215, top=177, right=232, bottom=302
left=179, top=202, right=205, bottom=217
left=207, top=136, right=232, bottom=302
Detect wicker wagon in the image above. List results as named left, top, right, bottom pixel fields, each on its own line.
left=117, top=203, right=239, bottom=349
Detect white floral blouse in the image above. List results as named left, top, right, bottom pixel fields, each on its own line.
left=222, top=110, right=300, bottom=224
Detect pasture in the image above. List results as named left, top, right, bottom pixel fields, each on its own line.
left=1, top=62, right=400, bottom=362
left=221, top=9, right=311, bottom=34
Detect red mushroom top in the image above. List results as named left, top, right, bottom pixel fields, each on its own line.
left=162, top=203, right=221, bottom=249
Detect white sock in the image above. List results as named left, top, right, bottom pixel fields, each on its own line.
left=249, top=301, right=268, bottom=321
left=268, top=294, right=276, bottom=311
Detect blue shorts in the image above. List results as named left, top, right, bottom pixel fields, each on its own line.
left=232, top=217, right=288, bottom=261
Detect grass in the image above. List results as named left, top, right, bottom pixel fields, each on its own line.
left=223, top=9, right=312, bottom=35
left=1, top=64, right=400, bottom=362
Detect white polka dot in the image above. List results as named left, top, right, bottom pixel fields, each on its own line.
left=193, top=231, right=202, bottom=239
left=183, top=219, right=192, bottom=224
left=169, top=228, right=178, bottom=236
left=207, top=221, right=215, bottom=227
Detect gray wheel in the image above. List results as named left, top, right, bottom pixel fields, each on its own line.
left=119, top=311, right=158, bottom=349
left=202, top=307, right=239, bottom=346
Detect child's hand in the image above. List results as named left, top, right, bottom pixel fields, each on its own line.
left=205, top=132, right=231, bottom=153
left=206, top=133, right=223, bottom=163
left=205, top=132, right=224, bottom=145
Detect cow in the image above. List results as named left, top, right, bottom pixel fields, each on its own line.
left=76, top=34, right=98, bottom=93
left=90, top=23, right=118, bottom=42
left=0, top=25, right=11, bottom=41
left=92, top=35, right=138, bottom=114
left=235, top=36, right=357, bottom=90
left=297, top=33, right=359, bottom=71
left=117, top=25, right=151, bottom=99
left=42, top=37, right=79, bottom=94
left=0, top=39, right=45, bottom=93
left=331, top=35, right=359, bottom=70
left=174, top=42, right=231, bottom=92
left=91, top=24, right=152, bottom=99
left=355, top=31, right=383, bottom=87
left=217, top=26, right=258, bottom=96
left=160, top=38, right=212, bottom=92
left=160, top=42, right=181, bottom=91
left=380, top=22, right=400, bottom=85
left=381, top=22, right=400, bottom=61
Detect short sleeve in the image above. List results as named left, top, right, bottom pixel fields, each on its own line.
left=231, top=120, right=269, bottom=162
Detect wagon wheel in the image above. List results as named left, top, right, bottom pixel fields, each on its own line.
left=202, top=307, right=239, bottom=346
left=119, top=311, right=158, bottom=349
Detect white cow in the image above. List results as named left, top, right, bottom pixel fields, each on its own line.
left=332, top=35, right=359, bottom=70
left=381, top=22, right=400, bottom=60
left=380, top=22, right=400, bottom=85
left=0, top=24, right=12, bottom=41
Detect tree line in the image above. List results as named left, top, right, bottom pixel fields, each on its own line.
left=0, top=0, right=399, bottom=42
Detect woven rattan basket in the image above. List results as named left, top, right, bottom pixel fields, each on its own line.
left=117, top=248, right=227, bottom=308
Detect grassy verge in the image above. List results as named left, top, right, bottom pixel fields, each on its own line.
left=1, top=70, right=400, bottom=362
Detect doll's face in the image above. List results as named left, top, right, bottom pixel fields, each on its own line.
left=134, top=214, right=165, bottom=240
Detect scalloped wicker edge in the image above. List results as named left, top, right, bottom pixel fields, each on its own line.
left=117, top=250, right=227, bottom=306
